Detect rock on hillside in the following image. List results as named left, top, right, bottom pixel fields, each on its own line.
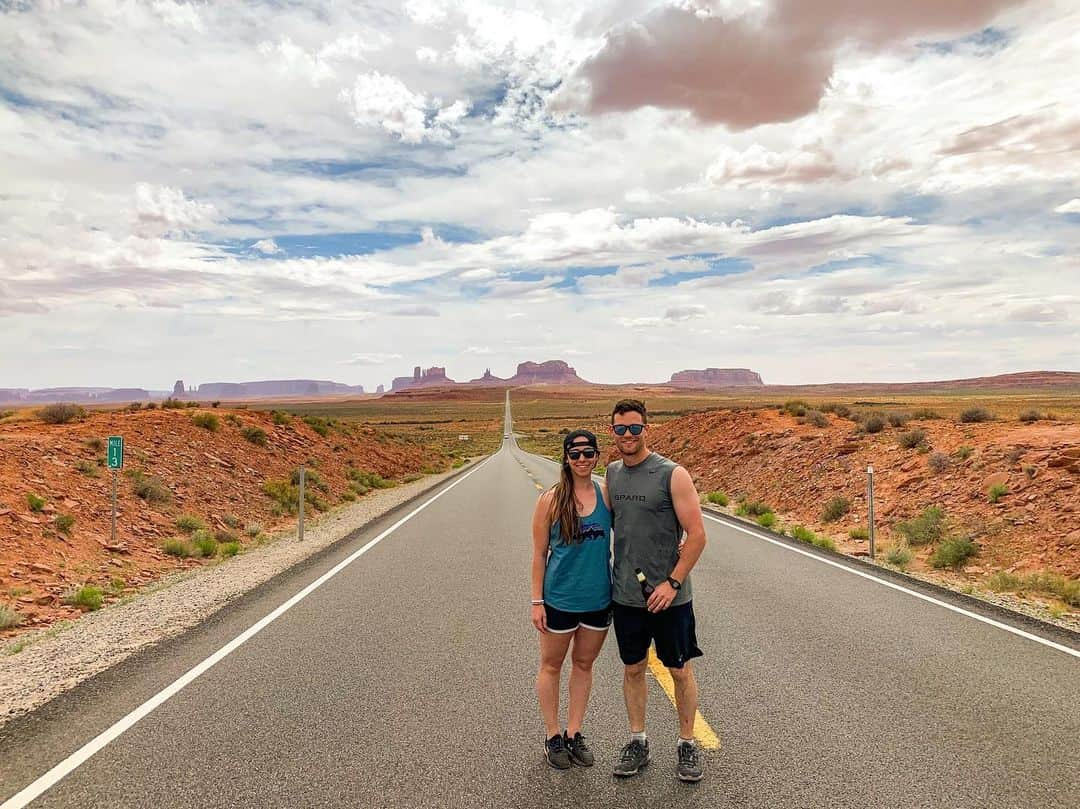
left=510, top=360, right=589, bottom=385
left=0, top=408, right=444, bottom=635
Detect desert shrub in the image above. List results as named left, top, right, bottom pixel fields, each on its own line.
left=886, top=412, right=910, bottom=428
left=0, top=605, right=24, bottom=630
left=403, top=473, right=424, bottom=483
left=885, top=542, right=913, bottom=569
left=986, top=571, right=1021, bottom=592
left=911, top=408, right=941, bottom=420
left=214, top=530, right=237, bottom=544
left=988, top=483, right=1008, bottom=503
left=75, top=460, right=99, bottom=477
left=145, top=402, right=158, bottom=410
left=126, top=402, right=143, bottom=412
left=1005, top=447, right=1024, bottom=464
left=810, top=534, right=836, bottom=551
left=163, top=538, right=196, bottom=558
left=954, top=446, right=974, bottom=461
left=85, top=437, right=105, bottom=452
left=706, top=491, right=729, bottom=506
left=849, top=526, right=869, bottom=540
left=341, top=490, right=357, bottom=502
left=895, top=506, right=946, bottom=546
left=757, top=511, right=776, bottom=528
left=349, top=481, right=369, bottom=496
left=175, top=514, right=206, bottom=533
left=263, top=479, right=299, bottom=515
left=211, top=401, right=221, bottom=408
left=898, top=429, right=927, bottom=450
left=129, top=470, right=172, bottom=504
left=1024, top=465, right=1037, bottom=479
left=219, top=541, right=241, bottom=557
left=821, top=496, right=851, bottom=523
left=26, top=493, right=46, bottom=512
left=242, top=426, right=268, bottom=446
left=292, top=468, right=329, bottom=493
left=192, top=530, right=218, bottom=558
left=959, top=407, right=993, bottom=423
left=39, top=403, right=86, bottom=424
left=271, top=410, right=291, bottom=425
left=1018, top=410, right=1042, bottom=423
left=191, top=412, right=220, bottom=431
left=64, top=585, right=104, bottom=611
left=245, top=523, right=263, bottom=538
left=927, top=452, right=950, bottom=474
left=929, top=536, right=977, bottom=569
left=804, top=410, right=829, bottom=428
left=987, top=571, right=1080, bottom=606
left=224, top=413, right=242, bottom=427
left=791, top=525, right=817, bottom=543
left=862, top=414, right=886, bottom=434
left=222, top=514, right=242, bottom=529
left=348, top=469, right=394, bottom=489
left=736, top=499, right=772, bottom=518
left=782, top=400, right=809, bottom=417
left=54, top=514, right=75, bottom=533
left=303, top=416, right=330, bottom=437
left=162, top=397, right=185, bottom=409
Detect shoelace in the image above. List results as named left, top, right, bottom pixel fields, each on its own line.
left=570, top=734, right=591, bottom=752
left=620, top=740, right=644, bottom=762
left=678, top=743, right=699, bottom=766
left=548, top=736, right=566, bottom=753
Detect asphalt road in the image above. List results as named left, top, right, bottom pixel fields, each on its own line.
left=1, top=394, right=1077, bottom=808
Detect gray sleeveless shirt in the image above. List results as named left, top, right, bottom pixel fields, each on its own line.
left=606, top=452, right=692, bottom=608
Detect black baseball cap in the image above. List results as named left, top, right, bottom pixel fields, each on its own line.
left=563, top=429, right=598, bottom=453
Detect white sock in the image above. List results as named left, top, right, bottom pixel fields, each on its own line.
left=678, top=737, right=695, bottom=746
left=631, top=731, right=647, bottom=742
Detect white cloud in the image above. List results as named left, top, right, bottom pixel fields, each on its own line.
left=252, top=238, right=283, bottom=255
left=343, top=352, right=403, bottom=365
left=1054, top=198, right=1080, bottom=214
left=133, top=184, right=215, bottom=237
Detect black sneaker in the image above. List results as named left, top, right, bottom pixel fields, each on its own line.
left=565, top=732, right=594, bottom=767
left=676, top=740, right=703, bottom=782
left=612, top=738, right=649, bottom=777
left=545, top=733, right=571, bottom=769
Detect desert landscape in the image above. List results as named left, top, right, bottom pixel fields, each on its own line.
left=2, top=369, right=1078, bottom=647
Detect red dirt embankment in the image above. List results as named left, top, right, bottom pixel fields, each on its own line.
left=0, top=408, right=443, bottom=635
left=647, top=409, right=1080, bottom=579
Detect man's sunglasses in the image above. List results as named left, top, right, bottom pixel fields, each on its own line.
left=567, top=448, right=599, bottom=460
left=612, top=424, right=645, bottom=436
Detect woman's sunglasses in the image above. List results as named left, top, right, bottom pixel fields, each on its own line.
left=567, top=448, right=599, bottom=460
left=612, top=424, right=645, bottom=436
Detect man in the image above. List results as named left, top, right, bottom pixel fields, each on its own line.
left=606, top=398, right=708, bottom=782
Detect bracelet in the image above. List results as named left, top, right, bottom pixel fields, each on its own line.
left=531, top=599, right=544, bottom=605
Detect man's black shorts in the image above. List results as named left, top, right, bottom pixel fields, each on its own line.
left=613, top=602, right=703, bottom=669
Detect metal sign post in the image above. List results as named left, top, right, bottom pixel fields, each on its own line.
left=107, top=436, right=124, bottom=544
left=298, top=466, right=305, bottom=541
left=867, top=464, right=876, bottom=560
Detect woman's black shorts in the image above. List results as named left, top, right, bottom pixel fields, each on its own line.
left=545, top=604, right=613, bottom=633
left=612, top=602, right=703, bottom=669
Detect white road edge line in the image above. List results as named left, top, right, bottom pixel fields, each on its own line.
left=524, top=450, right=1078, bottom=659
left=703, top=512, right=1080, bottom=660
left=1, top=457, right=493, bottom=809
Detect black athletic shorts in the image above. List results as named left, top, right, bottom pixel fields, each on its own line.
left=545, top=604, right=612, bottom=634
left=613, top=602, right=703, bottom=669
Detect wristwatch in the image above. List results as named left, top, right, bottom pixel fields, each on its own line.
left=666, top=576, right=682, bottom=591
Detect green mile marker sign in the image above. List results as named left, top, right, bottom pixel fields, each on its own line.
left=107, top=436, right=124, bottom=470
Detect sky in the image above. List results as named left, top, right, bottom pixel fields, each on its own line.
left=1, top=0, right=1078, bottom=391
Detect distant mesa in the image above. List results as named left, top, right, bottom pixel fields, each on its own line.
left=193, top=380, right=365, bottom=398
left=509, top=360, right=588, bottom=385
left=391, top=366, right=454, bottom=392
left=376, top=384, right=385, bottom=394
left=669, top=368, right=764, bottom=388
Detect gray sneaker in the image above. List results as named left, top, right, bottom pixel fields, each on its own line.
left=613, top=738, right=650, bottom=777
left=677, top=740, right=703, bottom=782
left=565, top=732, right=594, bottom=767
left=545, top=733, right=571, bottom=769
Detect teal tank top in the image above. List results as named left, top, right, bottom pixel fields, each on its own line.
left=543, top=481, right=612, bottom=612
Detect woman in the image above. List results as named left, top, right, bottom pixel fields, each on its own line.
left=530, top=429, right=612, bottom=769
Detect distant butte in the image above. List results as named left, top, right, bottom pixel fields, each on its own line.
left=669, top=368, right=764, bottom=388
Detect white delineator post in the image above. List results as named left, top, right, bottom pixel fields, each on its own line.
left=867, top=464, right=876, bottom=560
left=298, top=466, right=305, bottom=542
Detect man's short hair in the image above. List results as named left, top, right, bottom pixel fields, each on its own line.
left=612, top=398, right=647, bottom=423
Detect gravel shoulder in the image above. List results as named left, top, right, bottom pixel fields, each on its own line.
left=0, top=459, right=482, bottom=729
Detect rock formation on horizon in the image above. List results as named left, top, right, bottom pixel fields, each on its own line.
left=669, top=368, right=764, bottom=387
left=509, top=360, right=588, bottom=385
left=391, top=365, right=455, bottom=392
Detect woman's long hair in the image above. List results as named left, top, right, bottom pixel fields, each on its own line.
left=549, top=455, right=584, bottom=544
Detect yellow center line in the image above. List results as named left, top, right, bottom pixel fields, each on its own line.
left=646, top=647, right=721, bottom=750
